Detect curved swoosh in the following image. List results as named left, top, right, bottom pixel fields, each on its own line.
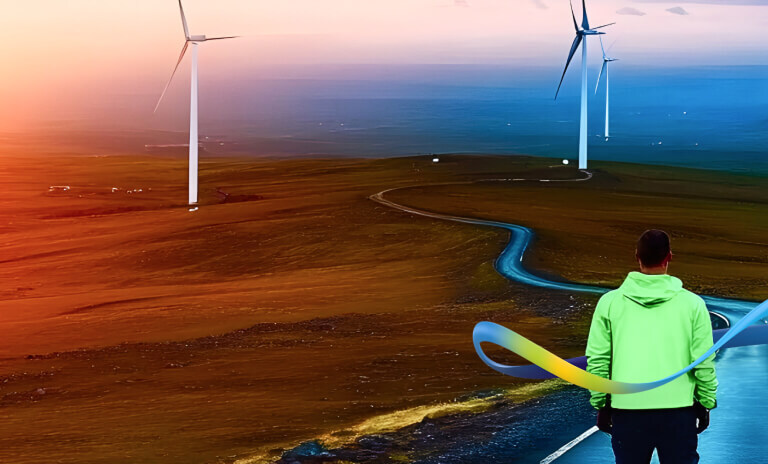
left=473, top=299, right=768, bottom=393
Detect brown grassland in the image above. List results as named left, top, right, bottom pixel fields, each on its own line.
left=0, top=153, right=765, bottom=463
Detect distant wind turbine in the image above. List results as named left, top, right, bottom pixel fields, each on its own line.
left=154, top=0, right=238, bottom=207
left=595, top=37, right=618, bottom=141
left=554, top=0, right=614, bottom=170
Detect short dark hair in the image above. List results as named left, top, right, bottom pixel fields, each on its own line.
left=636, top=229, right=671, bottom=267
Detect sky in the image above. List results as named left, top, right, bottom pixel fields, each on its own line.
left=0, top=0, right=766, bottom=132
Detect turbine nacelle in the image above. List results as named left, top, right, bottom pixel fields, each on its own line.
left=188, top=34, right=207, bottom=42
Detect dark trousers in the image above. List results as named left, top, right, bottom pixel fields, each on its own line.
left=611, top=406, right=699, bottom=464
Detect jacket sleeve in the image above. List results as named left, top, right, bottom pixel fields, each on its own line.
left=586, top=294, right=612, bottom=410
left=691, top=298, right=718, bottom=409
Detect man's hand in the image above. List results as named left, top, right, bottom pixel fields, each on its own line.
left=693, top=401, right=710, bottom=434
left=597, top=406, right=612, bottom=434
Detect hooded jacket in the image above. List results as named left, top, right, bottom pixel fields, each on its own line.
left=585, top=271, right=718, bottom=410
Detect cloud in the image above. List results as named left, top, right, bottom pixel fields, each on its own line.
left=616, top=6, right=647, bottom=14
left=531, top=0, right=548, bottom=9
left=454, top=0, right=470, bottom=6
left=666, top=5, right=690, bottom=13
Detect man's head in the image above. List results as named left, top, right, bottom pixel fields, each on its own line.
left=636, top=229, right=672, bottom=274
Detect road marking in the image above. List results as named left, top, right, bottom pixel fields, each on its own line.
left=540, top=426, right=599, bottom=464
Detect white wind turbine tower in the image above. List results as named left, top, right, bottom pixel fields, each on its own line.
left=595, top=37, right=618, bottom=141
left=554, top=0, right=614, bottom=170
left=154, top=0, right=238, bottom=207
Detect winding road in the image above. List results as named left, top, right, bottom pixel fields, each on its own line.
left=371, top=171, right=760, bottom=319
left=369, top=170, right=767, bottom=463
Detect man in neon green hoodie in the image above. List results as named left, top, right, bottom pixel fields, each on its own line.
left=586, top=229, right=717, bottom=464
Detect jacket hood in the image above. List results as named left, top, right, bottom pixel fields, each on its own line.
left=618, top=271, right=684, bottom=307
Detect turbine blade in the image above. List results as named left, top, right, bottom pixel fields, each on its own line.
left=581, top=0, right=590, bottom=30
left=599, top=36, right=606, bottom=59
left=154, top=42, right=189, bottom=113
left=178, top=0, right=190, bottom=39
left=595, top=60, right=607, bottom=94
left=203, top=36, right=239, bottom=41
left=569, top=0, right=579, bottom=31
left=607, top=39, right=617, bottom=53
left=555, top=35, right=582, bottom=100
left=590, top=22, right=615, bottom=30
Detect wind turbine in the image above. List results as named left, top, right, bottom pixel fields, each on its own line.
left=554, top=0, right=614, bottom=170
left=154, top=0, right=237, bottom=207
left=595, top=37, right=618, bottom=141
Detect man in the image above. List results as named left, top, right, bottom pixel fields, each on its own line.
left=586, top=229, right=718, bottom=464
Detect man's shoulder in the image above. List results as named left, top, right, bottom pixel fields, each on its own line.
left=600, top=288, right=623, bottom=300
left=677, top=288, right=706, bottom=307
left=675, top=288, right=709, bottom=319
left=596, top=289, right=622, bottom=308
